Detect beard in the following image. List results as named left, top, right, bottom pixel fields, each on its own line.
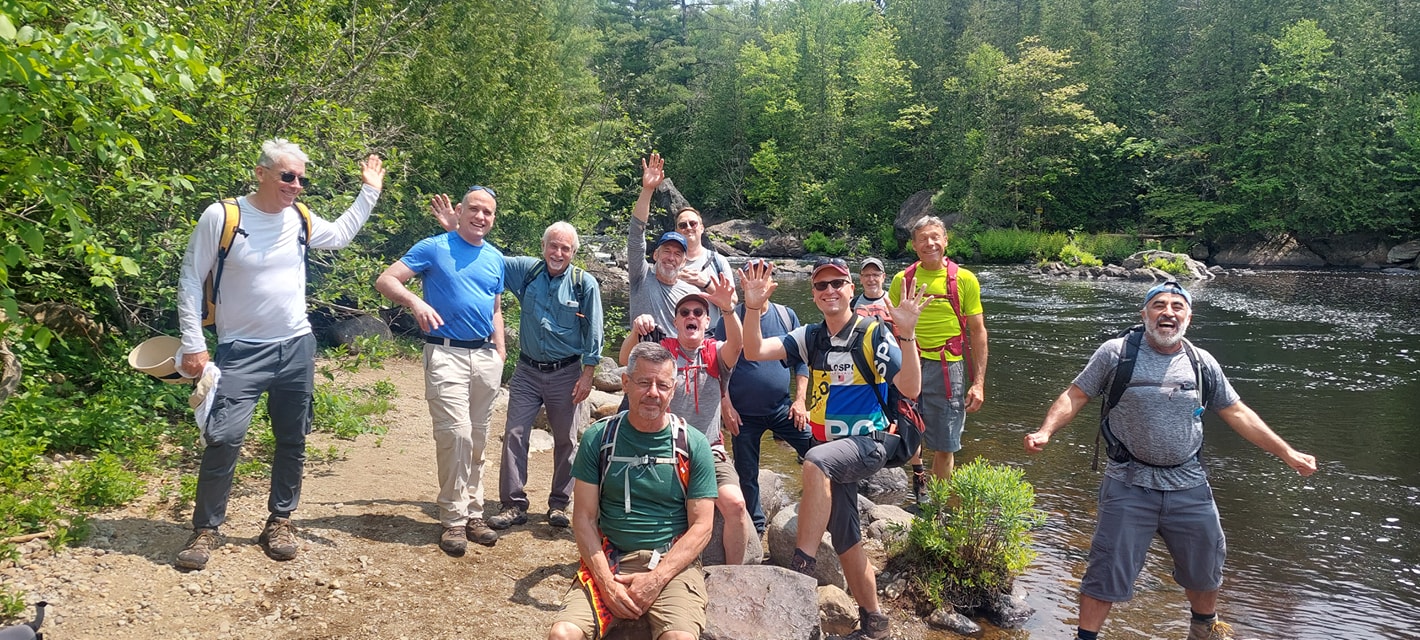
left=1145, top=320, right=1188, bottom=350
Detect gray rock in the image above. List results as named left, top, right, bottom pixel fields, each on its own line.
left=1188, top=242, right=1211, bottom=261
left=856, top=493, right=876, bottom=522
left=767, top=504, right=845, bottom=590
left=752, top=235, right=806, bottom=258
left=703, top=565, right=820, bottom=640
left=1102, top=264, right=1128, bottom=278
left=1381, top=267, right=1417, bottom=276
left=702, top=502, right=764, bottom=567
left=583, top=259, right=629, bottom=303
left=982, top=588, right=1035, bottom=629
left=1299, top=232, right=1390, bottom=266
left=866, top=504, right=913, bottom=545
left=857, top=466, right=908, bottom=506
left=527, top=428, right=554, bottom=453
left=593, top=357, right=623, bottom=392
left=758, top=469, right=792, bottom=524
left=324, top=313, right=392, bottom=350
left=707, top=220, right=779, bottom=254
left=927, top=608, right=981, bottom=635
left=1388, top=239, right=1420, bottom=263
left=710, top=239, right=746, bottom=257
left=1210, top=233, right=1327, bottom=267
left=894, top=189, right=964, bottom=244
left=817, top=585, right=859, bottom=636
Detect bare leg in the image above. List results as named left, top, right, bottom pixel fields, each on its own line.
left=1185, top=589, right=1219, bottom=616
left=840, top=543, right=881, bottom=612
left=795, top=460, right=832, bottom=554
left=547, top=621, right=584, bottom=640
left=717, top=485, right=748, bottom=565
left=1079, top=593, right=1114, bottom=632
left=931, top=450, right=955, bottom=484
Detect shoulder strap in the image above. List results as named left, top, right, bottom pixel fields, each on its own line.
left=845, top=319, right=891, bottom=419
left=597, top=413, right=625, bottom=485
left=202, top=199, right=245, bottom=327
left=293, top=201, right=313, bottom=247
left=772, top=302, right=792, bottom=332
left=902, top=261, right=919, bottom=294
left=944, top=259, right=962, bottom=317
left=522, top=261, right=548, bottom=294
left=1103, top=327, right=1144, bottom=416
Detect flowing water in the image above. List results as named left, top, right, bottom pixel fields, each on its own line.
left=752, top=266, right=1420, bottom=640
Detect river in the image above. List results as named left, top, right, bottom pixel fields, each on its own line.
left=750, top=266, right=1420, bottom=640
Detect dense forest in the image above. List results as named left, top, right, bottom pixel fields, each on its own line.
left=5, top=0, right=1420, bottom=333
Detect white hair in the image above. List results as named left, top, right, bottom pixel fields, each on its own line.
left=542, top=221, right=581, bottom=253
left=911, top=215, right=947, bottom=237
left=257, top=139, right=309, bottom=168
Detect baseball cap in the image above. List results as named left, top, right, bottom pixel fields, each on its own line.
left=675, top=291, right=713, bottom=312
left=811, top=257, right=850, bottom=278
left=654, top=231, right=688, bottom=252
left=1144, top=280, right=1192, bottom=308
left=860, top=257, right=885, bottom=272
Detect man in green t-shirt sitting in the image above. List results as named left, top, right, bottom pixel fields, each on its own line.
left=549, top=341, right=718, bottom=640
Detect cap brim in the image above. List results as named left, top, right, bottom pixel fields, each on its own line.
left=812, top=264, right=851, bottom=277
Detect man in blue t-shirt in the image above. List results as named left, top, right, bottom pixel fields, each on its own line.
left=376, top=186, right=507, bottom=556
left=713, top=259, right=812, bottom=535
left=740, top=257, right=928, bottom=640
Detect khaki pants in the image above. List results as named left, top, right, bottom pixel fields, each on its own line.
left=554, top=550, right=707, bottom=639
left=424, top=344, right=504, bottom=527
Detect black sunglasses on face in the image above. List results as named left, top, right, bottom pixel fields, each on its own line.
left=467, top=185, right=497, bottom=199
left=677, top=307, right=707, bottom=318
left=813, top=279, right=850, bottom=292
left=278, top=171, right=310, bottom=188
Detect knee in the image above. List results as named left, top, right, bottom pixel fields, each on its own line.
left=547, top=622, right=584, bottom=640
left=717, top=490, right=746, bottom=516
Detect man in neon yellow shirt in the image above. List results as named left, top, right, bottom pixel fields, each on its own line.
left=889, top=216, right=988, bottom=494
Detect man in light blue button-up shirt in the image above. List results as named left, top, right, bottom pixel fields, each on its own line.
left=489, top=221, right=605, bottom=531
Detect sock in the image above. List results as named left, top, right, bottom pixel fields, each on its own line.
left=1076, top=629, right=1099, bottom=640
left=1191, top=610, right=1217, bottom=624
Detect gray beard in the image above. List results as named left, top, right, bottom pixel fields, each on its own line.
left=1146, top=323, right=1187, bottom=349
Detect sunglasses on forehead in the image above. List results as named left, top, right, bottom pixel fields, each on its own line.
left=813, top=278, right=850, bottom=292
left=278, top=171, right=310, bottom=188
left=814, top=257, right=848, bottom=269
left=467, top=185, right=497, bottom=199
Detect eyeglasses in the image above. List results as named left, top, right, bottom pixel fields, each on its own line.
left=467, top=185, right=497, bottom=199
left=813, top=279, right=850, bottom=292
left=278, top=171, right=311, bottom=188
left=677, top=220, right=700, bottom=230
left=677, top=307, right=707, bottom=318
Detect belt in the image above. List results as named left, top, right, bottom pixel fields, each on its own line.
left=425, top=336, right=491, bottom=350
left=518, top=353, right=581, bottom=372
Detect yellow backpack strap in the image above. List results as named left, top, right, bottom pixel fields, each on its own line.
left=859, top=319, right=883, bottom=383
left=202, top=199, right=242, bottom=327
left=293, top=201, right=313, bottom=246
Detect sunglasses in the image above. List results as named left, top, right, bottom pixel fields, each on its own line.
left=467, top=185, right=497, bottom=199
left=677, top=307, right=707, bottom=318
left=814, top=257, right=847, bottom=269
left=278, top=171, right=311, bottom=188
left=677, top=220, right=700, bottom=230
left=813, top=279, right=850, bottom=292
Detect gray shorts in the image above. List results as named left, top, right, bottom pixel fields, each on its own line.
left=919, top=357, right=966, bottom=453
left=1080, top=475, right=1227, bottom=602
left=803, top=436, right=886, bottom=555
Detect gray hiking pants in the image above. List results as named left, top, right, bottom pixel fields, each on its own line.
left=498, top=360, right=583, bottom=511
left=193, top=334, right=315, bottom=530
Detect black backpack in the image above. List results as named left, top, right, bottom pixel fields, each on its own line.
left=1094, top=324, right=1216, bottom=471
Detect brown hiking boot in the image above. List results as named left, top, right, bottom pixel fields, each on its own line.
left=466, top=518, right=499, bottom=546
left=547, top=508, right=571, bottom=528
left=259, top=517, right=299, bottom=561
left=487, top=506, right=526, bottom=530
left=175, top=528, right=222, bottom=570
left=856, top=607, right=891, bottom=640
left=1188, top=617, right=1236, bottom=640
left=439, top=525, right=467, bottom=555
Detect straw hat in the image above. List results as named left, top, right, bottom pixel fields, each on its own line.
left=128, top=336, right=187, bottom=383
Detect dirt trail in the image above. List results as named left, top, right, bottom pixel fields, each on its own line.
left=1, top=357, right=582, bottom=639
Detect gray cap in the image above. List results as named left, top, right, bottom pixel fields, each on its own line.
left=860, top=257, right=885, bottom=272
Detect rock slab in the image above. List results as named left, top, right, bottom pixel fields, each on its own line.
left=703, top=565, right=820, bottom=640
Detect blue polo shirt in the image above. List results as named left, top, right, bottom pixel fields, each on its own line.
left=504, top=256, right=604, bottom=366
left=399, top=232, right=504, bottom=342
left=713, top=303, right=809, bottom=418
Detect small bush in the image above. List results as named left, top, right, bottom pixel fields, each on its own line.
left=1147, top=255, right=1190, bottom=276
left=1032, top=232, right=1070, bottom=262
left=0, top=585, right=25, bottom=619
left=61, top=452, right=144, bottom=508
left=889, top=459, right=1045, bottom=610
left=1078, top=234, right=1140, bottom=264
left=804, top=231, right=847, bottom=256
left=875, top=225, right=899, bottom=256
left=1058, top=242, right=1103, bottom=267
left=974, top=228, right=1039, bottom=263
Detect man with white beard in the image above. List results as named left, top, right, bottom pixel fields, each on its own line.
left=1024, top=280, right=1317, bottom=640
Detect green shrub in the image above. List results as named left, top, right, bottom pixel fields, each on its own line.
left=1078, top=234, right=1140, bottom=264
left=1147, top=255, right=1190, bottom=276
left=61, top=452, right=144, bottom=508
left=1058, top=242, right=1103, bottom=267
left=0, top=584, right=25, bottom=619
left=890, top=459, right=1045, bottom=610
left=875, top=225, right=899, bottom=256
left=973, top=228, right=1039, bottom=263
left=804, top=231, right=847, bottom=256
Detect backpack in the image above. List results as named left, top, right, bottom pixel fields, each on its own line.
left=521, top=261, right=590, bottom=332
left=201, top=198, right=313, bottom=327
left=804, top=317, right=925, bottom=467
left=851, top=294, right=894, bottom=332
left=597, top=411, right=693, bottom=514
left=1093, top=324, right=1216, bottom=471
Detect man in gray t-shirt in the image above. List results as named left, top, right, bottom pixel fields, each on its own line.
left=628, top=153, right=708, bottom=338
left=1024, top=280, right=1317, bottom=640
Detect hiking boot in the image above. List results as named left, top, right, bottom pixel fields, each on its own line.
left=487, top=506, right=527, bottom=530
left=856, top=607, right=891, bottom=640
left=439, top=525, right=467, bottom=556
left=789, top=548, right=817, bottom=578
left=259, top=517, right=299, bottom=561
left=466, top=518, right=499, bottom=546
left=547, top=508, right=571, bottom=528
left=174, top=528, right=222, bottom=570
left=1188, top=617, right=1236, bottom=640
left=911, top=469, right=928, bottom=503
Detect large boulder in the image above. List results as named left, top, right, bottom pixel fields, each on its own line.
left=751, top=234, right=806, bottom=258
left=1126, top=250, right=1212, bottom=280
left=1387, top=239, right=1420, bottom=264
left=582, top=258, right=629, bottom=303
left=324, top=312, right=393, bottom=351
left=818, top=585, right=859, bottom=636
left=767, top=504, right=846, bottom=590
left=894, top=189, right=963, bottom=243
left=593, top=357, right=624, bottom=392
left=701, top=504, right=764, bottom=566
left=708, top=220, right=779, bottom=254
left=1210, top=233, right=1326, bottom=267
left=703, top=566, right=820, bottom=640
left=1299, top=232, right=1390, bottom=267
left=858, top=466, right=908, bottom=505
left=757, top=469, right=792, bottom=525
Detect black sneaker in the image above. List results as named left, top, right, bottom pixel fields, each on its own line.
left=487, top=506, right=527, bottom=530
left=789, top=548, right=817, bottom=578
left=439, top=525, right=467, bottom=556
left=547, top=508, right=571, bottom=528
left=857, top=607, right=891, bottom=640
left=259, top=517, right=299, bottom=561
left=175, top=528, right=221, bottom=570
left=466, top=518, right=499, bottom=546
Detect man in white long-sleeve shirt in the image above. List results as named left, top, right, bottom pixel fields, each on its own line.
left=173, top=139, right=385, bottom=570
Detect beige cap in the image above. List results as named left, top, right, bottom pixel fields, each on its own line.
left=127, top=336, right=187, bottom=383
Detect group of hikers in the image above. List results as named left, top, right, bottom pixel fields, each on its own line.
left=168, top=141, right=1318, bottom=640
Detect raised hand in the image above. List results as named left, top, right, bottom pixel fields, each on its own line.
left=430, top=194, right=458, bottom=232
left=677, top=266, right=709, bottom=289
left=739, top=260, right=776, bottom=309
left=886, top=283, right=929, bottom=337
left=631, top=314, right=659, bottom=338
left=360, top=154, right=386, bottom=190
left=641, top=153, right=665, bottom=193
left=703, top=272, right=736, bottom=311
